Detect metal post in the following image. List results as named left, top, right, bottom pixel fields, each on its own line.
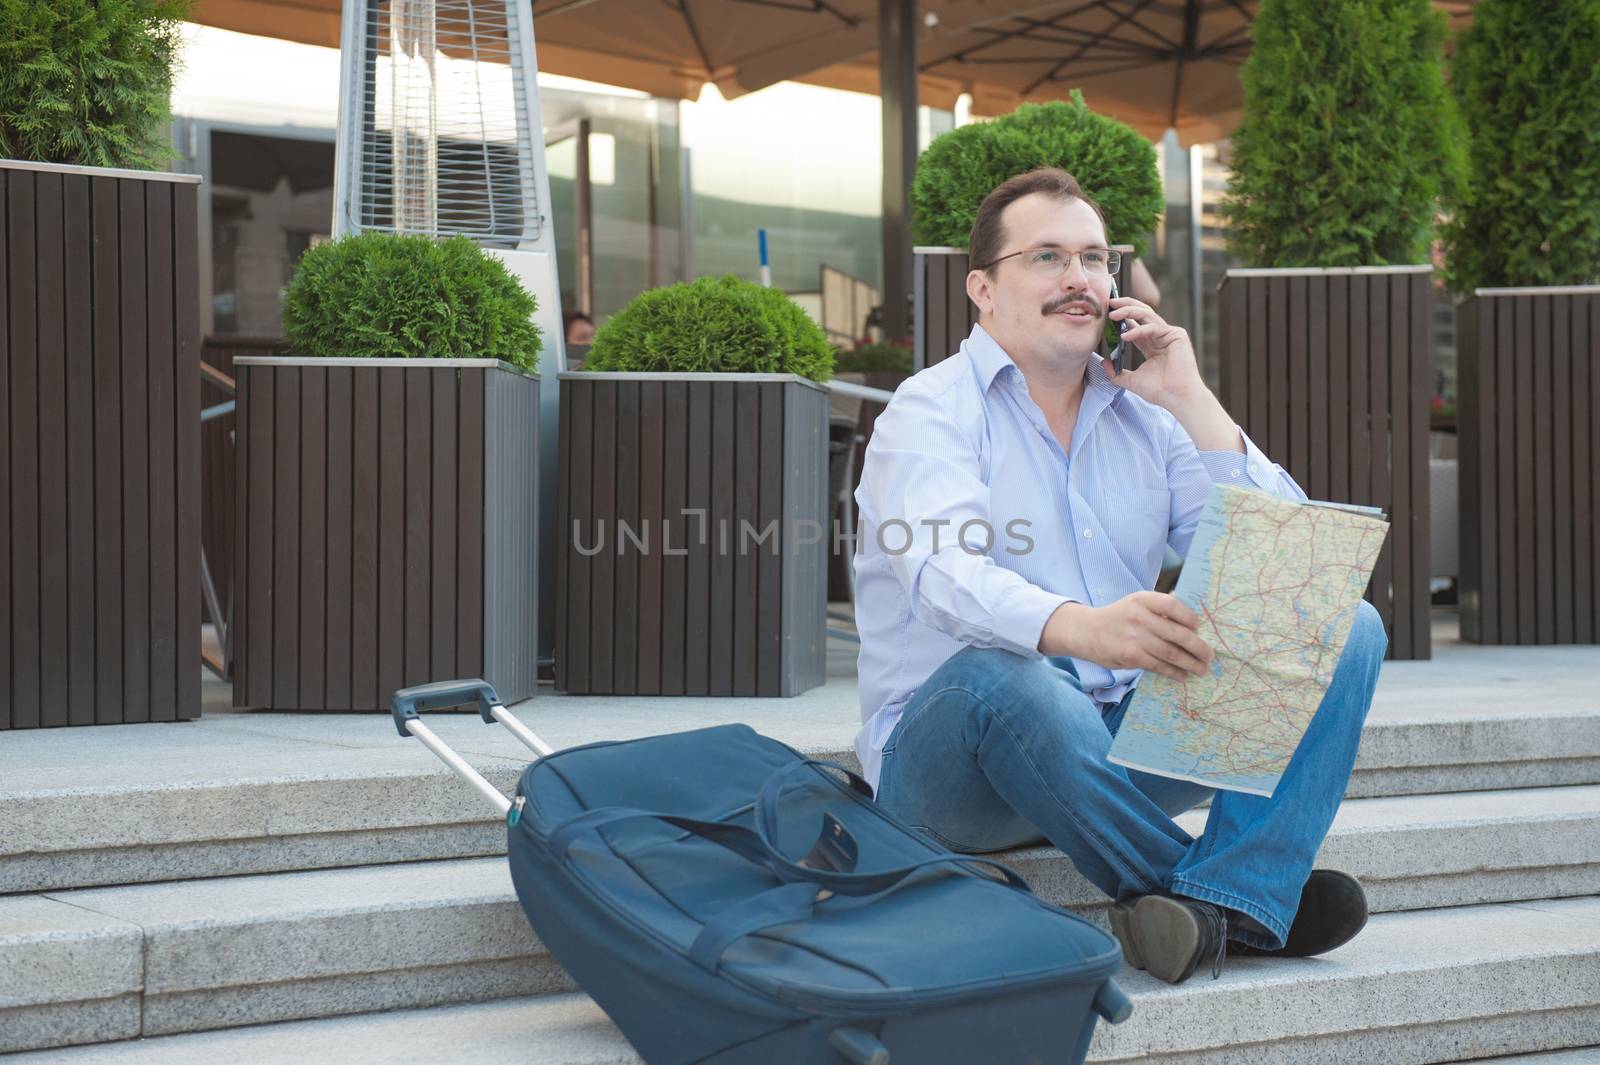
left=576, top=118, right=595, bottom=315
left=879, top=0, right=917, bottom=342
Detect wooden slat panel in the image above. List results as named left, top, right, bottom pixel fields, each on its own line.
left=553, top=382, right=572, bottom=689
left=350, top=369, right=381, bottom=706
left=244, top=367, right=275, bottom=707
left=1367, top=276, right=1394, bottom=649
left=1587, top=295, right=1600, bottom=641
left=1217, top=277, right=1238, bottom=415
left=172, top=182, right=201, bottom=721
left=587, top=380, right=616, bottom=692
left=945, top=255, right=969, bottom=362
left=1513, top=296, right=1536, bottom=641
left=0, top=173, right=12, bottom=728
left=1574, top=297, right=1594, bottom=644
left=429, top=367, right=458, bottom=680
left=1552, top=296, right=1574, bottom=643
left=1409, top=273, right=1431, bottom=659
left=612, top=381, right=640, bottom=694
left=144, top=182, right=177, bottom=721
left=1494, top=298, right=1517, bottom=640
left=1267, top=275, right=1290, bottom=466
left=1328, top=276, right=1351, bottom=504
left=1246, top=278, right=1269, bottom=445
left=298, top=367, right=328, bottom=707
left=36, top=173, right=69, bottom=727
left=732, top=382, right=760, bottom=696
left=456, top=370, right=485, bottom=681
left=7, top=171, right=40, bottom=727
left=118, top=179, right=151, bottom=722
left=7, top=170, right=40, bottom=725
left=1307, top=278, right=1329, bottom=500
left=0, top=173, right=10, bottom=729
left=1457, top=298, right=1485, bottom=642
left=684, top=382, right=712, bottom=694
left=325, top=367, right=354, bottom=709
left=402, top=369, right=432, bottom=686
left=271, top=367, right=301, bottom=707
left=659, top=382, right=687, bottom=695
left=1465, top=292, right=1491, bottom=639
left=1287, top=276, right=1309, bottom=485
left=708, top=381, right=735, bottom=696
left=563, top=381, right=592, bottom=692
left=1532, top=295, right=1554, bottom=643
left=479, top=369, right=538, bottom=700
left=376, top=369, right=406, bottom=704
left=757, top=382, right=784, bottom=696
left=636, top=382, right=664, bottom=692
left=1386, top=275, right=1411, bottom=659
left=1348, top=278, right=1371, bottom=516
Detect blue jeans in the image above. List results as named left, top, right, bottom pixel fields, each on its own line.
left=874, top=600, right=1388, bottom=950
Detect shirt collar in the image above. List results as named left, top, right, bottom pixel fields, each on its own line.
left=966, top=322, right=1127, bottom=412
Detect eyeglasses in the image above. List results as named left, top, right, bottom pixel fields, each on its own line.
left=976, top=246, right=1121, bottom=277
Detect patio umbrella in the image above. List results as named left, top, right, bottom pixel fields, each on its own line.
left=803, top=0, right=1479, bottom=144
left=190, top=0, right=1475, bottom=142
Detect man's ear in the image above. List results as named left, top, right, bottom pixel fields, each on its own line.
left=966, top=269, right=995, bottom=317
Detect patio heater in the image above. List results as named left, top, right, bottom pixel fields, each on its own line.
left=331, top=0, right=566, bottom=669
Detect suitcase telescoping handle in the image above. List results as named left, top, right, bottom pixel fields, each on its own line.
left=391, top=679, right=553, bottom=816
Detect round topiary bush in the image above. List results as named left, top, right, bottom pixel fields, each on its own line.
left=0, top=0, right=187, bottom=169
left=1221, top=0, right=1465, bottom=268
left=910, top=92, right=1163, bottom=255
left=586, top=275, right=833, bottom=383
left=283, top=233, right=543, bottom=372
left=1442, top=0, right=1600, bottom=291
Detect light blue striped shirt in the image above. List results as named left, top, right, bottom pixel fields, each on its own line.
left=852, top=323, right=1306, bottom=793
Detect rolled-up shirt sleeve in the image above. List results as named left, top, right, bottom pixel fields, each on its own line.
left=856, top=384, right=1071, bottom=658
left=1166, top=420, right=1307, bottom=556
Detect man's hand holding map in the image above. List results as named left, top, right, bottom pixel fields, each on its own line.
left=1108, top=485, right=1390, bottom=796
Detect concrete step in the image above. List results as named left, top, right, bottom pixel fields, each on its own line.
left=6, top=899, right=1600, bottom=1065
left=5, top=675, right=1599, bottom=895
left=5, top=785, right=1599, bottom=1054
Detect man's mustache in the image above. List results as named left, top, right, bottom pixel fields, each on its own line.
left=1041, top=293, right=1102, bottom=316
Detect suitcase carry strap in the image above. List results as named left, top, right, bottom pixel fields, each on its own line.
left=548, top=807, right=776, bottom=870
left=756, top=760, right=1033, bottom=895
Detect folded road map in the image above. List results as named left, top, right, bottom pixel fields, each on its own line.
left=1107, top=485, right=1390, bottom=797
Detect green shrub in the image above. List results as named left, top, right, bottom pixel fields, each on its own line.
left=1221, top=0, right=1465, bottom=268
left=1442, top=0, right=1600, bottom=291
left=586, top=275, right=833, bottom=382
left=911, top=93, right=1163, bottom=256
left=0, top=0, right=187, bottom=169
left=283, top=233, right=543, bottom=372
left=834, top=342, right=913, bottom=375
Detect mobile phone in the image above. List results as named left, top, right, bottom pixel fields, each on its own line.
left=1109, top=279, right=1132, bottom=374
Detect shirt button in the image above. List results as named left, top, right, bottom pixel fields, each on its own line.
left=1083, top=528, right=1094, bottom=539
left=1230, top=469, right=1240, bottom=478
left=1251, top=465, right=1262, bottom=477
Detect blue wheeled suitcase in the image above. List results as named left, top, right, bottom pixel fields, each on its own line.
left=394, top=679, right=1132, bottom=1065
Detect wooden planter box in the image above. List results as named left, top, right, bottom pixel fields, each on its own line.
left=913, top=247, right=978, bottom=371
left=1218, top=266, right=1433, bottom=660
left=233, top=358, right=539, bottom=710
left=1, top=159, right=201, bottom=729
left=1457, top=287, right=1600, bottom=645
left=555, top=373, right=829, bottom=697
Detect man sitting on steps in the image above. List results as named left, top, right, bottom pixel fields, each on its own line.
left=851, top=167, right=1387, bottom=985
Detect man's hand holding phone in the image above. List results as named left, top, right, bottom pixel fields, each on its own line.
left=1039, top=592, right=1215, bottom=682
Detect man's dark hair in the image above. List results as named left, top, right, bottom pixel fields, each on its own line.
left=968, top=168, right=1109, bottom=276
